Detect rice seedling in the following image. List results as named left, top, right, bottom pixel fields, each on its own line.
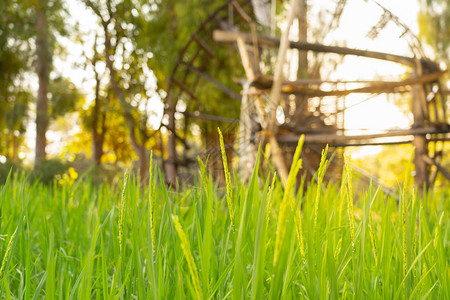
left=172, top=215, right=203, bottom=300
left=273, top=135, right=304, bottom=266
left=218, top=128, right=234, bottom=225
left=149, top=152, right=156, bottom=255
left=0, top=226, right=17, bottom=279
left=313, top=145, right=328, bottom=230
left=0, top=142, right=447, bottom=299
left=118, top=169, right=129, bottom=255
left=345, top=155, right=356, bottom=245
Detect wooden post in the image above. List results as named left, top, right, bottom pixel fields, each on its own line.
left=297, top=0, right=308, bottom=79
left=266, top=0, right=300, bottom=185
left=294, top=0, right=309, bottom=126
left=411, top=68, right=429, bottom=193
left=238, top=83, right=259, bottom=181
left=235, top=31, right=259, bottom=181
left=236, top=37, right=256, bottom=81
left=165, top=94, right=178, bottom=186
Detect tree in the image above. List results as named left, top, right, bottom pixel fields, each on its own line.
left=83, top=0, right=160, bottom=182
left=0, top=0, right=34, bottom=162
left=418, top=0, right=450, bottom=64
left=1, top=0, right=71, bottom=165
left=32, top=0, right=70, bottom=167
left=91, top=36, right=107, bottom=165
left=77, top=96, right=134, bottom=166
left=34, top=0, right=50, bottom=164
left=147, top=0, right=243, bottom=184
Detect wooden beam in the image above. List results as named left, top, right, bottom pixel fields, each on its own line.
left=172, top=78, right=198, bottom=100
left=422, top=155, right=450, bottom=181
left=279, top=135, right=450, bottom=147
left=230, top=1, right=260, bottom=73
left=250, top=71, right=446, bottom=96
left=330, top=139, right=413, bottom=147
left=213, top=30, right=435, bottom=67
left=184, top=64, right=241, bottom=101
left=277, top=127, right=450, bottom=144
left=236, top=36, right=256, bottom=81
left=160, top=123, right=190, bottom=149
left=239, top=77, right=413, bottom=85
left=231, top=0, right=252, bottom=23
left=192, top=35, right=215, bottom=57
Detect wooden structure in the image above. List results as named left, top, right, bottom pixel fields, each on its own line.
left=161, top=0, right=450, bottom=190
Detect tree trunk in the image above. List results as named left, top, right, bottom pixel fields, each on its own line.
left=92, top=110, right=105, bottom=165
left=5, top=133, right=10, bottom=160
left=35, top=0, right=49, bottom=166
left=165, top=102, right=178, bottom=186
left=12, top=134, right=19, bottom=162
left=137, top=144, right=149, bottom=183
left=92, top=50, right=105, bottom=165
left=101, top=19, right=149, bottom=183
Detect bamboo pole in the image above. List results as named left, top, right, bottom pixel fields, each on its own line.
left=213, top=29, right=436, bottom=67
left=249, top=71, right=446, bottom=96
left=277, top=127, right=450, bottom=143
left=266, top=0, right=300, bottom=185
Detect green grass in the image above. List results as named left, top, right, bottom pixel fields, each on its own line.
left=0, top=145, right=448, bottom=299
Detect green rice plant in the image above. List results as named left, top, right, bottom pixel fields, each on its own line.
left=0, top=226, right=17, bottom=280
left=0, top=139, right=447, bottom=299
left=172, top=215, right=203, bottom=300
left=369, top=211, right=378, bottom=265
left=149, top=152, right=156, bottom=255
left=344, top=155, right=356, bottom=245
left=118, top=169, right=129, bottom=255
left=273, top=135, right=304, bottom=266
left=218, top=128, right=234, bottom=225
left=313, top=145, right=328, bottom=230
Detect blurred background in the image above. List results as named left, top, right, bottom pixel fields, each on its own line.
left=0, top=0, right=449, bottom=189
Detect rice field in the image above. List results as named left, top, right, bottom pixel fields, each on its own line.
left=0, top=137, right=448, bottom=299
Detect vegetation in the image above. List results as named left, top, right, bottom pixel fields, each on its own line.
left=0, top=2, right=449, bottom=298
left=0, top=140, right=448, bottom=299
left=419, top=0, right=450, bottom=64
left=0, top=0, right=448, bottom=186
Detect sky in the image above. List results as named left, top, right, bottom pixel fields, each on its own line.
left=334, top=0, right=420, bottom=132
left=24, top=0, right=424, bottom=161
left=314, top=0, right=422, bottom=157
left=336, top=0, right=421, bottom=156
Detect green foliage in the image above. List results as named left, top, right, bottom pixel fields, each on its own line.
left=418, top=0, right=450, bottom=62
left=0, top=0, right=34, bottom=88
left=3, top=93, right=30, bottom=133
left=76, top=97, right=135, bottom=163
left=0, top=1, right=34, bottom=158
left=0, top=0, right=73, bottom=160
left=146, top=0, right=242, bottom=126
left=32, top=158, right=68, bottom=184
left=0, top=144, right=448, bottom=298
left=0, top=160, right=23, bottom=184
left=50, top=77, right=83, bottom=118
